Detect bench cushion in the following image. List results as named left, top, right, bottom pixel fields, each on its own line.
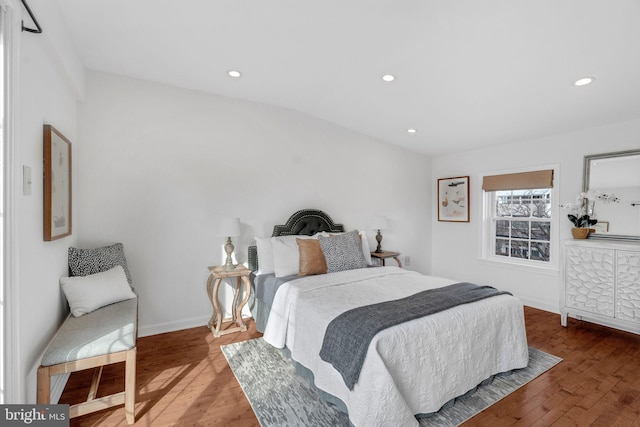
left=42, top=297, right=137, bottom=367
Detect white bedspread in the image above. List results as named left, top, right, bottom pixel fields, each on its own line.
left=263, top=267, right=529, bottom=427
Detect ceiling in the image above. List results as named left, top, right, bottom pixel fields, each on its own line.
left=53, top=0, right=640, bottom=156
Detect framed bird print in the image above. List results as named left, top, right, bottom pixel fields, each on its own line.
left=437, top=176, right=469, bottom=222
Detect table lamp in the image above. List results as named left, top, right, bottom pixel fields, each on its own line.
left=367, top=215, right=389, bottom=253
left=218, top=218, right=241, bottom=270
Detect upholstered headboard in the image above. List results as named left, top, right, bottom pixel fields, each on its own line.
left=248, top=209, right=344, bottom=272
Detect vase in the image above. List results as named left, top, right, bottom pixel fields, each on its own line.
left=571, top=228, right=590, bottom=239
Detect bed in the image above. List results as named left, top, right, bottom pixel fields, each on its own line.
left=249, top=209, right=529, bottom=427
left=248, top=209, right=348, bottom=332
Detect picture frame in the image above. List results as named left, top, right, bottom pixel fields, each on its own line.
left=438, top=176, right=470, bottom=222
left=592, top=221, right=609, bottom=233
left=44, top=124, right=72, bottom=241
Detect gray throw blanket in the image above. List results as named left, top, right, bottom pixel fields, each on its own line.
left=319, top=282, right=511, bottom=390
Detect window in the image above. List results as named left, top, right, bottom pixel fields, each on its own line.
left=492, top=189, right=551, bottom=262
left=482, top=168, right=557, bottom=269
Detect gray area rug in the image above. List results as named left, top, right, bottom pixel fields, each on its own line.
left=221, top=338, right=561, bottom=427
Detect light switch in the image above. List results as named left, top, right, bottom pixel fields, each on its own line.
left=23, top=165, right=32, bottom=196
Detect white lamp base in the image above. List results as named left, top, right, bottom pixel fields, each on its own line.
left=223, top=237, right=235, bottom=270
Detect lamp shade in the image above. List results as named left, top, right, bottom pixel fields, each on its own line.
left=218, top=218, right=241, bottom=237
left=367, top=215, right=389, bottom=230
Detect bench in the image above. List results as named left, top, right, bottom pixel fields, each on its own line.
left=37, top=297, right=137, bottom=423
left=37, top=243, right=138, bottom=424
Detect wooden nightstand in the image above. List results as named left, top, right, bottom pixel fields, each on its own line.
left=206, top=264, right=252, bottom=338
left=370, top=251, right=402, bottom=268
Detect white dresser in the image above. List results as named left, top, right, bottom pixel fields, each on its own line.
left=561, top=239, right=640, bottom=334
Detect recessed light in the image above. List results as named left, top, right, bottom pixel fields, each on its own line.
left=228, top=70, right=242, bottom=78
left=574, top=77, right=594, bottom=86
left=407, top=128, right=417, bottom=134
left=382, top=74, right=395, bottom=82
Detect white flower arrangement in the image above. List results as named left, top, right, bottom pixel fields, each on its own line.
left=560, top=190, right=619, bottom=228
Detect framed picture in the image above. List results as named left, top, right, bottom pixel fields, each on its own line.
left=438, top=176, right=470, bottom=222
left=44, top=125, right=72, bottom=241
left=592, top=221, right=609, bottom=233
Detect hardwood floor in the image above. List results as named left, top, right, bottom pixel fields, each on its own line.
left=60, top=307, right=640, bottom=426
left=467, top=308, right=640, bottom=427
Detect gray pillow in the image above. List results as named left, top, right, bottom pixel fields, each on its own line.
left=318, top=230, right=368, bottom=273
left=68, top=243, right=132, bottom=285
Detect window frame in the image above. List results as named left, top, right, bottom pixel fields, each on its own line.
left=480, top=166, right=560, bottom=272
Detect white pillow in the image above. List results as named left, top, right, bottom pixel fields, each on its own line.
left=60, top=265, right=136, bottom=317
left=358, top=231, right=373, bottom=265
left=272, top=235, right=315, bottom=277
left=317, top=231, right=373, bottom=265
left=255, top=236, right=275, bottom=274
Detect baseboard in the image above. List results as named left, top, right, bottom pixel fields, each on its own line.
left=520, top=296, right=559, bottom=315
left=51, top=373, right=70, bottom=404
left=138, top=315, right=211, bottom=338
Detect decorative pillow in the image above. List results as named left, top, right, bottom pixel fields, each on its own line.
left=68, top=243, right=132, bottom=285
left=319, top=231, right=373, bottom=265
left=318, top=230, right=368, bottom=273
left=297, top=238, right=327, bottom=276
left=60, top=265, right=136, bottom=317
left=255, top=236, right=275, bottom=274
left=272, top=235, right=315, bottom=277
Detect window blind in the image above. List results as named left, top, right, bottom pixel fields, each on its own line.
left=482, top=169, right=554, bottom=191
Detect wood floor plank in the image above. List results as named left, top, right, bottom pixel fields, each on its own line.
left=60, top=307, right=640, bottom=426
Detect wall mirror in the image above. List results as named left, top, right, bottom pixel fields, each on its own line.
left=583, top=149, right=640, bottom=241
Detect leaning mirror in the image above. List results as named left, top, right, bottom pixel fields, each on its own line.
left=583, top=149, right=640, bottom=241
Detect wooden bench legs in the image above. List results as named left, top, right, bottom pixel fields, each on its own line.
left=37, top=347, right=137, bottom=424
left=124, top=348, right=136, bottom=424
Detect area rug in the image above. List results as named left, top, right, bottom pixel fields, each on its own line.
left=221, top=338, right=561, bottom=427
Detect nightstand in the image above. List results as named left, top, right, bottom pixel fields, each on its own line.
left=206, top=264, right=252, bottom=337
left=370, top=251, right=402, bottom=268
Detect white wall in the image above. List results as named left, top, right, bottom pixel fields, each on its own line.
left=14, top=1, right=83, bottom=403
left=431, top=118, right=640, bottom=312
left=76, top=71, right=433, bottom=337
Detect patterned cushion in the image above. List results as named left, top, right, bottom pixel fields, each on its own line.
left=317, top=231, right=373, bottom=265
left=68, top=243, right=132, bottom=285
left=318, top=230, right=368, bottom=273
